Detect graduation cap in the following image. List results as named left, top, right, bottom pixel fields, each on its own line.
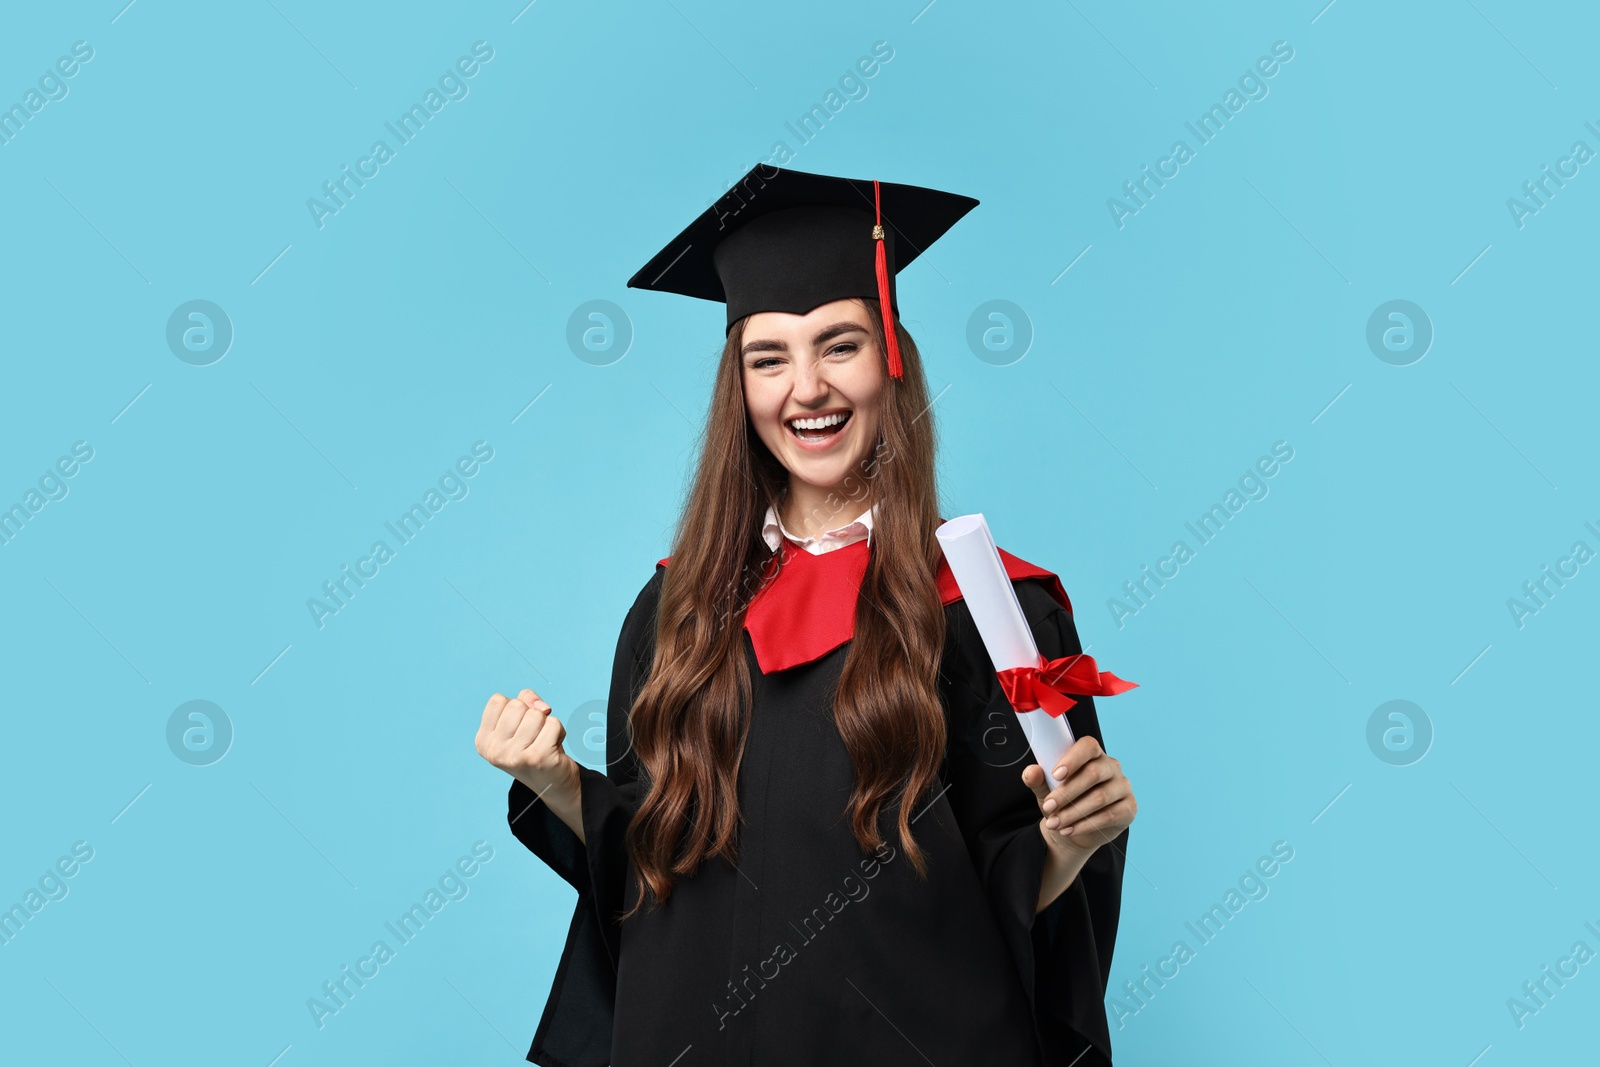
left=626, top=165, right=979, bottom=380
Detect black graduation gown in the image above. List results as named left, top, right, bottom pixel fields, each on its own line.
left=506, top=555, right=1126, bottom=1067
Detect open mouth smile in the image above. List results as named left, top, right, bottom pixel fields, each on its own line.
left=785, top=410, right=852, bottom=447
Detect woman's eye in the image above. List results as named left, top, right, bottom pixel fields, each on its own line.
left=828, top=343, right=859, bottom=357
left=750, top=357, right=780, bottom=370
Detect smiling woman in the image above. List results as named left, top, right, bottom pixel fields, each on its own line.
left=740, top=302, right=888, bottom=533
left=477, top=166, right=1134, bottom=1067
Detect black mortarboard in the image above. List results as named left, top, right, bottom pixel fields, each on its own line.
left=626, top=165, right=979, bottom=379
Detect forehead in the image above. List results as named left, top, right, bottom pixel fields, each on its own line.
left=743, top=299, right=872, bottom=339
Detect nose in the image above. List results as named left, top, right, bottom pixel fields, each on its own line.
left=792, top=357, right=829, bottom=405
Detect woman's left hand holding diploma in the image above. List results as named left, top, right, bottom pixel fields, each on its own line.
left=1023, top=735, right=1136, bottom=909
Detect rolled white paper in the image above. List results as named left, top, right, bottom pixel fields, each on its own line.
left=935, top=513, right=1076, bottom=778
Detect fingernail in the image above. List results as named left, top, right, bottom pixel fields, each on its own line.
left=1052, top=767, right=1066, bottom=781
left=1045, top=817, right=1058, bottom=828
left=1041, top=799, right=1055, bottom=813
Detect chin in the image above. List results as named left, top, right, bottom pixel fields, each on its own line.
left=784, top=453, right=865, bottom=491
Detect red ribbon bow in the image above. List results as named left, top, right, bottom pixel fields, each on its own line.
left=996, top=653, right=1138, bottom=717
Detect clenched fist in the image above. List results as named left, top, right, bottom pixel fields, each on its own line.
left=476, top=689, right=585, bottom=840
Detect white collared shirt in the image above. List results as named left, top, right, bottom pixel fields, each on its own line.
left=761, top=502, right=876, bottom=555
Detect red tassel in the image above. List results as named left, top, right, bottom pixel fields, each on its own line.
left=872, top=179, right=903, bottom=380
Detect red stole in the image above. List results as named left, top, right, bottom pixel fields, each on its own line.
left=656, top=536, right=1075, bottom=675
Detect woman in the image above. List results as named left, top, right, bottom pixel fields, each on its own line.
left=476, top=167, right=1137, bottom=1066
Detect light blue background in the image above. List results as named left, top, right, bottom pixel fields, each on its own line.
left=2, top=1, right=1595, bottom=1064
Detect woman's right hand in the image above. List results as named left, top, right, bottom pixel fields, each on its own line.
left=477, top=689, right=583, bottom=836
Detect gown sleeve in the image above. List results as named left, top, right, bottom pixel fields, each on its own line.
left=939, top=576, right=1127, bottom=1067
left=504, top=567, right=663, bottom=1067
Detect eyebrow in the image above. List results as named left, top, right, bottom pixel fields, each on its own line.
left=741, top=320, right=868, bottom=357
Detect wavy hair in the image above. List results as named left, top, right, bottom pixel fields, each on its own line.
left=621, top=299, right=946, bottom=918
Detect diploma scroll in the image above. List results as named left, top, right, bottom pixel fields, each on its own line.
left=935, top=513, right=1077, bottom=778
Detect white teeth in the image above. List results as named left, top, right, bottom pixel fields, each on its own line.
left=788, top=412, right=849, bottom=431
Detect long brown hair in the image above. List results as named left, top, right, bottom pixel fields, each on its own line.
left=622, top=298, right=947, bottom=917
